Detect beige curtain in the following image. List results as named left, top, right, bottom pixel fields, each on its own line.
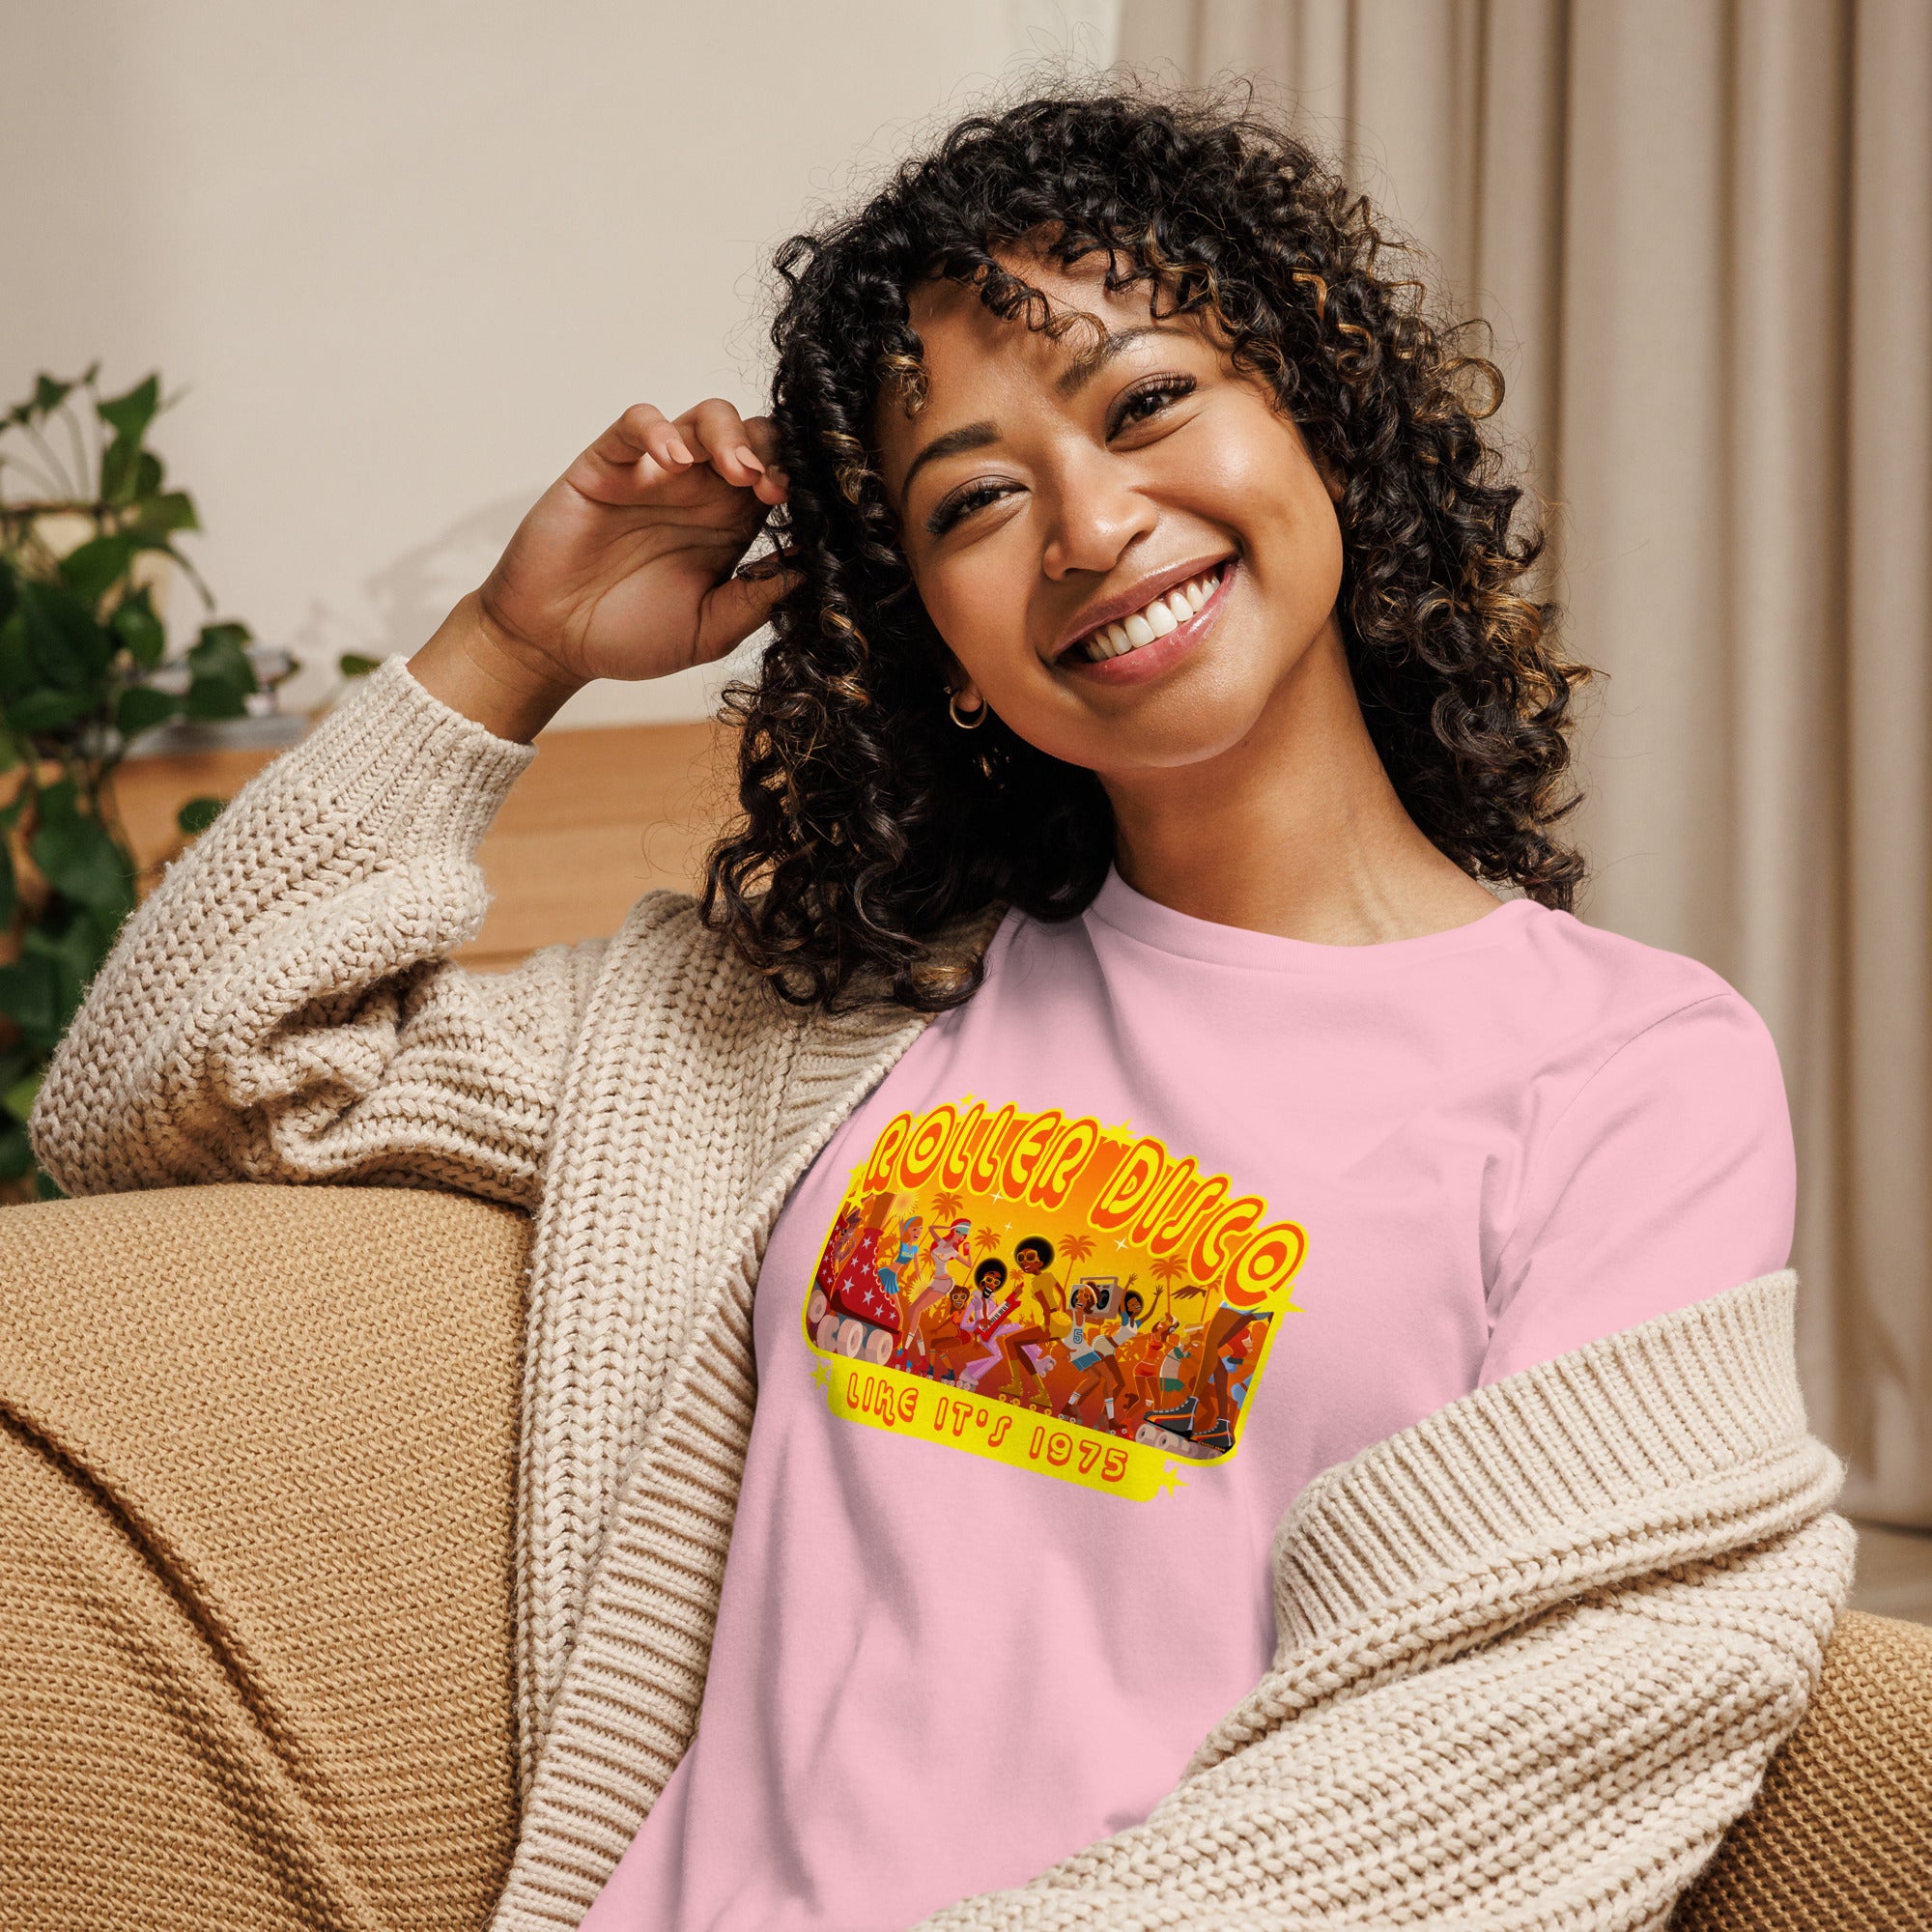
left=1118, top=0, right=1932, bottom=1522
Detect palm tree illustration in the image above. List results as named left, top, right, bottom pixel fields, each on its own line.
left=929, top=1190, right=966, bottom=1227
left=1144, top=1253, right=1188, bottom=1321
left=1059, top=1232, right=1096, bottom=1266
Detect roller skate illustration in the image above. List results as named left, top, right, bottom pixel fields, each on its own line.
left=806, top=1189, right=903, bottom=1364
left=1136, top=1397, right=1235, bottom=1461
left=1135, top=1302, right=1267, bottom=1460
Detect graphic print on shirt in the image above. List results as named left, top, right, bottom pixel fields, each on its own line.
left=804, top=1097, right=1306, bottom=1500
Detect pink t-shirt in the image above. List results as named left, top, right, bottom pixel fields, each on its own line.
left=582, top=873, right=1794, bottom=1932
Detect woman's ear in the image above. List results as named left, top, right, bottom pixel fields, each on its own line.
left=1315, top=453, right=1347, bottom=505
left=1287, top=412, right=1348, bottom=506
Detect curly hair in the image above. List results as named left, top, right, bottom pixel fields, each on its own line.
left=701, top=84, right=1590, bottom=1011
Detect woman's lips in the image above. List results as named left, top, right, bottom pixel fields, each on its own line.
left=1058, top=557, right=1237, bottom=687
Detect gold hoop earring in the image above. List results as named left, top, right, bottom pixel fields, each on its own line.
left=948, top=691, right=988, bottom=730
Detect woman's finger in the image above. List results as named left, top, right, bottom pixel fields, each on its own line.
left=735, top=543, right=801, bottom=582
left=639, top=415, right=696, bottom=470
left=694, top=561, right=803, bottom=663
left=740, top=414, right=791, bottom=504
left=568, top=400, right=782, bottom=507
left=678, top=398, right=769, bottom=490
left=586, top=403, right=676, bottom=469
left=569, top=403, right=696, bottom=501
left=740, top=414, right=783, bottom=467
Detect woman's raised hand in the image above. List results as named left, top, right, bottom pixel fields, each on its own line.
left=412, top=399, right=793, bottom=741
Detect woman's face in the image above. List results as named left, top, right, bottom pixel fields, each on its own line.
left=874, top=250, right=1346, bottom=777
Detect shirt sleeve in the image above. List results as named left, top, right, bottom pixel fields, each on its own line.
left=1480, top=991, right=1796, bottom=1385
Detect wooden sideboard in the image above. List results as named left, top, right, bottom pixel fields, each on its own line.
left=112, top=717, right=738, bottom=974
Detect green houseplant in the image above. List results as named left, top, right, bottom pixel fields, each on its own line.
left=0, top=367, right=283, bottom=1196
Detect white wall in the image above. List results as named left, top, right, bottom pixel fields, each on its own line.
left=0, top=2, right=1121, bottom=726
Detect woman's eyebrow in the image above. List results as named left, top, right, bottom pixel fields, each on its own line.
left=1055, top=323, right=1189, bottom=397
left=899, top=420, right=999, bottom=499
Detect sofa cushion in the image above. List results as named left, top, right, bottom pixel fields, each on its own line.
left=0, top=1182, right=527, bottom=1932
left=1675, top=1606, right=1932, bottom=1929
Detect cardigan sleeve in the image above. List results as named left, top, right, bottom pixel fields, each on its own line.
left=31, top=655, right=602, bottom=1210
left=909, top=1274, right=1854, bottom=1932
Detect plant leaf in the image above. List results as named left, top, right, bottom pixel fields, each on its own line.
left=14, top=918, right=108, bottom=1044
left=0, top=955, right=61, bottom=1052
left=24, top=915, right=104, bottom=974
left=97, top=374, right=160, bottom=442
left=185, top=676, right=250, bottom=720
left=185, top=620, right=257, bottom=718
left=189, top=620, right=256, bottom=676
left=338, top=652, right=382, bottom=677
left=32, top=374, right=74, bottom=418
left=0, top=611, right=32, bottom=696
left=0, top=837, right=14, bottom=927
left=132, top=490, right=198, bottom=536
left=116, top=685, right=183, bottom=737
left=2, top=1069, right=41, bottom=1126
left=110, top=586, right=166, bottom=667
left=100, top=435, right=140, bottom=504
left=176, top=794, right=225, bottom=836
left=0, top=1122, right=32, bottom=1180
left=31, top=785, right=135, bottom=918
left=18, top=581, right=113, bottom=686
left=59, top=533, right=135, bottom=607
left=7, top=688, right=99, bottom=732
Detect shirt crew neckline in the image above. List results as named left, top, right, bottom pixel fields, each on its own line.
left=1083, top=865, right=1543, bottom=973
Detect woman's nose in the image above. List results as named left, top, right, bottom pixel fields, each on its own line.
left=1037, top=451, right=1157, bottom=581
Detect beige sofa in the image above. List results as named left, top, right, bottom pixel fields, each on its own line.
left=2, top=1183, right=1927, bottom=1931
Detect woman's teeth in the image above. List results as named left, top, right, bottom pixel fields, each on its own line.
left=1072, top=567, right=1223, bottom=663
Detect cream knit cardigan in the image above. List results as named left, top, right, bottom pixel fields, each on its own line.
left=34, top=658, right=1854, bottom=1932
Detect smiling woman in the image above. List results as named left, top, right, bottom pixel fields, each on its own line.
left=23, top=79, right=1841, bottom=1932
left=692, top=92, right=1591, bottom=1009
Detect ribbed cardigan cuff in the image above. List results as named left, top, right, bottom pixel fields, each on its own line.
left=1266, top=1269, right=1821, bottom=1654
left=284, top=652, right=536, bottom=859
